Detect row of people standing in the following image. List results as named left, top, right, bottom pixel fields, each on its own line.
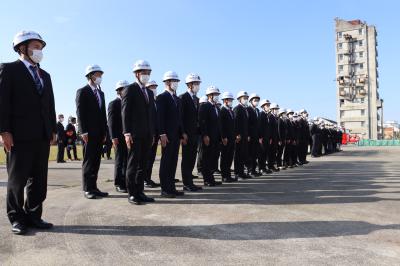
left=56, top=115, right=79, bottom=162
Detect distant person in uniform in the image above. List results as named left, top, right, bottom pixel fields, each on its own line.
left=56, top=114, right=66, bottom=163
left=0, top=31, right=56, bottom=235
left=66, top=116, right=79, bottom=161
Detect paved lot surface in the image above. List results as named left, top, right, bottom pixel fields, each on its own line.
left=1, top=146, right=400, bottom=265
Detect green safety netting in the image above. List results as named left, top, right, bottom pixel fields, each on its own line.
left=357, top=139, right=400, bottom=146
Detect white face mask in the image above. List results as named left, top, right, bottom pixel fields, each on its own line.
left=169, top=82, right=179, bottom=91
left=252, top=100, right=259, bottom=107
left=93, top=76, right=102, bottom=85
left=139, top=74, right=150, bottom=85
left=240, top=98, right=248, bottom=106
left=226, top=101, right=233, bottom=108
left=212, top=95, right=219, bottom=103
left=59, top=118, right=64, bottom=123
left=30, top=49, right=43, bottom=64
left=192, top=84, right=200, bottom=94
left=288, top=114, right=293, bottom=119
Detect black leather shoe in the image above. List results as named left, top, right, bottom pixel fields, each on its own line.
left=84, top=191, right=97, bottom=199
left=128, top=196, right=142, bottom=205
left=93, top=189, right=109, bottom=197
left=11, top=222, right=27, bottom=235
left=173, top=190, right=185, bottom=196
left=145, top=180, right=160, bottom=188
left=29, top=219, right=53, bottom=229
left=222, top=177, right=235, bottom=183
left=161, top=191, right=176, bottom=198
left=139, top=193, right=155, bottom=202
left=183, top=185, right=198, bottom=192
left=115, top=186, right=128, bottom=193
left=204, top=182, right=216, bottom=187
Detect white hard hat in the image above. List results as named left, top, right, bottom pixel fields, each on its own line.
left=206, top=85, right=220, bottom=95
left=132, top=60, right=151, bottom=72
left=278, top=108, right=287, bottom=115
left=236, top=91, right=249, bottom=99
left=199, top=96, right=208, bottom=103
left=85, top=64, right=103, bottom=77
left=287, top=109, right=294, bottom=114
left=293, top=112, right=299, bottom=117
left=221, top=92, right=234, bottom=100
left=185, top=73, right=201, bottom=84
left=163, top=71, right=180, bottom=82
left=249, top=93, right=260, bottom=101
left=260, top=99, right=271, bottom=107
left=270, top=103, right=279, bottom=109
left=115, top=80, right=129, bottom=90
left=145, top=80, right=158, bottom=88
left=13, top=30, right=46, bottom=52
left=299, top=109, right=307, bottom=114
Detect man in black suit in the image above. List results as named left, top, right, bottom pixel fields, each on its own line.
left=233, top=91, right=251, bottom=180
left=258, top=100, right=273, bottom=174
left=108, top=80, right=129, bottom=193
left=277, top=108, right=287, bottom=170
left=76, top=64, right=109, bottom=200
left=144, top=80, right=160, bottom=188
left=0, top=31, right=56, bottom=235
left=56, top=114, right=66, bottom=163
left=268, top=103, right=280, bottom=172
left=157, top=71, right=185, bottom=197
left=218, top=92, right=236, bottom=183
left=199, top=86, right=223, bottom=186
left=247, top=93, right=262, bottom=177
left=179, top=73, right=203, bottom=192
left=298, top=109, right=310, bottom=164
left=121, top=60, right=155, bottom=205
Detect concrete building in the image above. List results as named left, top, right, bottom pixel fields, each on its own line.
left=335, top=18, right=383, bottom=140
left=383, top=120, right=399, bottom=140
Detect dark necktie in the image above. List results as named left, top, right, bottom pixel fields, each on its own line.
left=142, top=87, right=149, bottom=103
left=29, top=65, right=43, bottom=95
left=94, top=89, right=101, bottom=108
left=192, top=95, right=198, bottom=109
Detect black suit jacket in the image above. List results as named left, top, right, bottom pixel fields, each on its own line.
left=199, top=101, right=219, bottom=141
left=156, top=91, right=182, bottom=141
left=179, top=91, right=199, bottom=136
left=76, top=84, right=107, bottom=139
left=57, top=122, right=66, bottom=143
left=278, top=117, right=287, bottom=142
left=0, top=60, right=56, bottom=141
left=65, top=123, right=77, bottom=143
left=218, top=106, right=235, bottom=140
left=247, top=106, right=259, bottom=138
left=259, top=111, right=272, bottom=141
left=107, top=97, right=123, bottom=140
left=121, top=82, right=154, bottom=139
left=233, top=104, right=249, bottom=138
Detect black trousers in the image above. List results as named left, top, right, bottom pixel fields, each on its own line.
left=259, top=140, right=270, bottom=170
left=268, top=142, right=277, bottom=168
left=196, top=138, right=203, bottom=173
left=246, top=136, right=259, bottom=172
left=6, top=140, right=50, bottom=224
left=212, top=143, right=221, bottom=172
left=126, top=136, right=152, bottom=197
left=277, top=143, right=285, bottom=167
left=145, top=140, right=158, bottom=183
left=57, top=141, right=65, bottom=162
left=234, top=138, right=248, bottom=176
left=181, top=134, right=198, bottom=186
left=159, top=138, right=179, bottom=193
left=114, top=138, right=127, bottom=188
left=291, top=143, right=298, bottom=164
left=67, top=143, right=78, bottom=160
left=220, top=139, right=234, bottom=179
left=200, top=139, right=218, bottom=183
left=82, top=137, right=103, bottom=192
left=311, top=134, right=321, bottom=156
